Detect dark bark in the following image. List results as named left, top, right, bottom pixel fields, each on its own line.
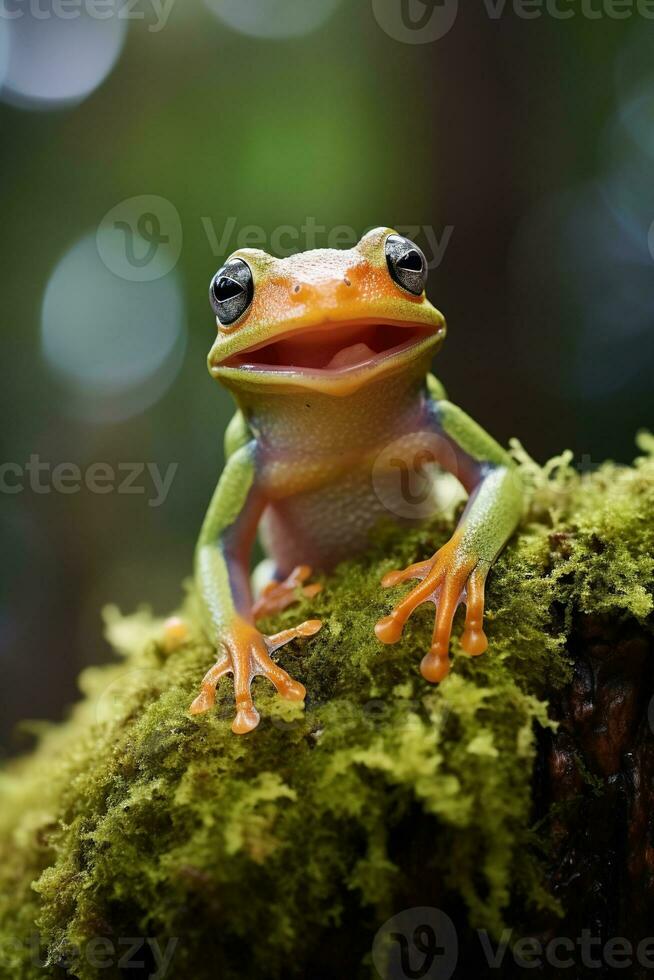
left=371, top=614, right=654, bottom=980
left=530, top=614, right=654, bottom=979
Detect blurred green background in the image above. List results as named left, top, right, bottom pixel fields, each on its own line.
left=1, top=0, right=653, bottom=755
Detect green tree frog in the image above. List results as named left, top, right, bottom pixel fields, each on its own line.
left=172, top=227, right=523, bottom=734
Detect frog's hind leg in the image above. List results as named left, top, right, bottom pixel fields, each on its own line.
left=251, top=561, right=322, bottom=621
left=162, top=562, right=321, bottom=655
left=251, top=559, right=279, bottom=601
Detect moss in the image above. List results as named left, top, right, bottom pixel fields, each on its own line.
left=0, top=438, right=653, bottom=979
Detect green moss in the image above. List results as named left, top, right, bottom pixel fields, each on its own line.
left=1, top=439, right=653, bottom=979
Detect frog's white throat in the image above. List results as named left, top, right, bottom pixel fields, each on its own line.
left=230, top=356, right=433, bottom=455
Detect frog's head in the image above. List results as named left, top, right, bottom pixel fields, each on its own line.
left=207, top=226, right=446, bottom=396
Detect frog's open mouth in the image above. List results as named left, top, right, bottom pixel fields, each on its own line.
left=218, top=319, right=439, bottom=376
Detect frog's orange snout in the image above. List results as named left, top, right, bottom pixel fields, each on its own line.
left=289, top=266, right=364, bottom=311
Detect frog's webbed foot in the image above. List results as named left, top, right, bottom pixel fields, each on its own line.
left=189, top=617, right=322, bottom=734
left=374, top=535, right=490, bottom=683
left=252, top=565, right=322, bottom=621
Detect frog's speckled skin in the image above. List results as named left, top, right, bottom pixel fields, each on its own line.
left=182, top=227, right=523, bottom=734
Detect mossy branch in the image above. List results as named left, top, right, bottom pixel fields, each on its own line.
left=0, top=440, right=652, bottom=979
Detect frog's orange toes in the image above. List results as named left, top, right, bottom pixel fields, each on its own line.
left=374, top=568, right=444, bottom=646
left=189, top=655, right=231, bottom=717
left=233, top=622, right=320, bottom=734
left=375, top=545, right=463, bottom=646
left=460, top=561, right=490, bottom=657
left=230, top=646, right=263, bottom=735
left=420, top=572, right=470, bottom=682
left=380, top=559, right=433, bottom=589
left=266, top=619, right=323, bottom=652
left=189, top=619, right=321, bottom=735
left=375, top=539, right=484, bottom=683
left=252, top=565, right=322, bottom=621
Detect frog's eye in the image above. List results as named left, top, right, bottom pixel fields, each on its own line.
left=385, top=234, right=428, bottom=296
left=210, top=258, right=254, bottom=326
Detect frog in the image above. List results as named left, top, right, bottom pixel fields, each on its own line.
left=175, top=227, right=523, bottom=734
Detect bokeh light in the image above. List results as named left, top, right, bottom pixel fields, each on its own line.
left=511, top=176, right=654, bottom=402
left=41, top=233, right=186, bottom=422
left=605, top=26, right=654, bottom=233
left=614, top=26, right=654, bottom=109
left=617, top=86, right=654, bottom=161
left=0, top=20, right=9, bottom=94
left=204, top=0, right=344, bottom=39
left=509, top=23, right=654, bottom=408
left=1, top=3, right=126, bottom=110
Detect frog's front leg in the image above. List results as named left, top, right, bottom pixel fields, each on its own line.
left=375, top=394, right=523, bottom=682
left=189, top=442, right=321, bottom=734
